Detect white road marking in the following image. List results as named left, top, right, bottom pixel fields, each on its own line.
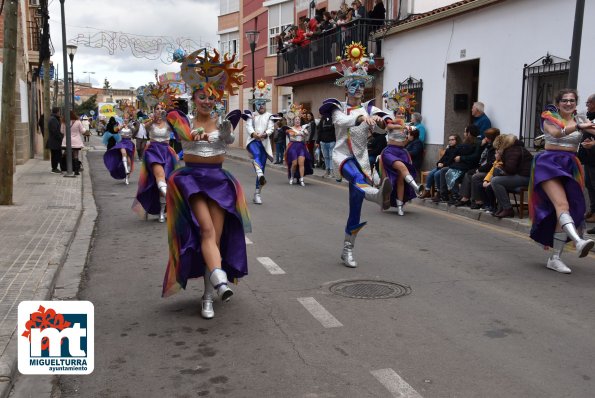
left=245, top=236, right=253, bottom=245
left=256, top=257, right=285, bottom=275
left=370, top=368, right=423, bottom=398
left=297, top=297, right=343, bottom=328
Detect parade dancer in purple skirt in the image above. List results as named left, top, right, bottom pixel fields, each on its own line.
left=531, top=89, right=595, bottom=274
left=319, top=42, right=392, bottom=268
left=379, top=89, right=425, bottom=216
left=283, top=105, right=313, bottom=186
left=162, top=48, right=251, bottom=320
left=103, top=117, right=136, bottom=185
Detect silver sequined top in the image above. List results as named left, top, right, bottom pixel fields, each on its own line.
left=544, top=114, right=587, bottom=149
left=120, top=126, right=132, bottom=139
left=149, top=124, right=171, bottom=142
left=182, top=121, right=235, bottom=157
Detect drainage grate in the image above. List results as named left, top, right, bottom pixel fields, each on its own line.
left=329, top=280, right=411, bottom=299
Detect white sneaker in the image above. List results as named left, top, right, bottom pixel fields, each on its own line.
left=289, top=178, right=294, bottom=185
left=546, top=257, right=571, bottom=274
left=576, top=239, right=594, bottom=258
left=253, top=192, right=262, bottom=204
left=299, top=178, right=305, bottom=187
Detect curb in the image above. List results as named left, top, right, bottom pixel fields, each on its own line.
left=1, top=151, right=98, bottom=398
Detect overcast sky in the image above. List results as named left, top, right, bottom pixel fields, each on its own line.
left=48, top=0, right=219, bottom=90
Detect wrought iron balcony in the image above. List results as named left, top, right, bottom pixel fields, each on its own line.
left=276, top=19, right=390, bottom=78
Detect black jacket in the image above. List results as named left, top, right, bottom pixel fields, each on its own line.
left=406, top=139, right=423, bottom=170
left=367, top=132, right=387, bottom=158
left=477, top=143, right=497, bottom=173
left=578, top=111, right=595, bottom=166
left=437, top=146, right=458, bottom=168
left=449, top=143, right=476, bottom=172
left=317, top=115, right=336, bottom=143
left=45, top=114, right=63, bottom=150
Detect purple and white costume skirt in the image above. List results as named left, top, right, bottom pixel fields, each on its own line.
left=379, top=145, right=417, bottom=206
left=285, top=141, right=313, bottom=179
left=529, top=150, right=585, bottom=247
left=103, top=137, right=135, bottom=179
left=133, top=141, right=179, bottom=216
left=162, top=162, right=251, bottom=297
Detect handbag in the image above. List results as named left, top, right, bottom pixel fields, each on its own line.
left=445, top=168, right=464, bottom=190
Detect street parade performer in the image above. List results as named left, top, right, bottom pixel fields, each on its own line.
left=132, top=83, right=179, bottom=223
left=530, top=88, right=595, bottom=274
left=283, top=103, right=313, bottom=186
left=103, top=104, right=137, bottom=185
left=242, top=79, right=276, bottom=204
left=162, top=48, right=251, bottom=320
left=319, top=42, right=392, bottom=268
left=378, top=89, right=425, bottom=216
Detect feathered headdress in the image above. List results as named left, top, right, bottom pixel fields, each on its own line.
left=142, top=82, right=177, bottom=109
left=330, top=42, right=375, bottom=87
left=285, top=103, right=306, bottom=123
left=383, top=89, right=417, bottom=115
left=249, top=78, right=272, bottom=105
left=180, top=48, right=245, bottom=100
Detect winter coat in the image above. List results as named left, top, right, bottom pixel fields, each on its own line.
left=61, top=120, right=85, bottom=149
left=317, top=115, right=336, bottom=143
left=46, top=114, right=63, bottom=150
left=436, top=145, right=458, bottom=168
left=406, top=138, right=423, bottom=170
left=497, top=135, right=533, bottom=177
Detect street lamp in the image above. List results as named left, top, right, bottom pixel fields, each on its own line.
left=66, top=44, right=77, bottom=109
left=82, top=70, right=95, bottom=86
left=245, top=30, right=259, bottom=107
left=60, top=1, right=74, bottom=177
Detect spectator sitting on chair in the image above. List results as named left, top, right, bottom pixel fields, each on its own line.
left=454, top=127, right=500, bottom=207
left=472, top=101, right=492, bottom=139
left=489, top=134, right=533, bottom=218
left=409, top=112, right=427, bottom=144
left=405, top=129, right=423, bottom=175
left=438, top=124, right=480, bottom=204
left=426, top=134, right=460, bottom=200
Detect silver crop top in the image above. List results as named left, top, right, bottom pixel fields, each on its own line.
left=544, top=114, right=586, bottom=149
left=149, top=124, right=171, bottom=142
left=288, top=127, right=308, bottom=142
left=120, top=126, right=132, bottom=139
left=182, top=121, right=235, bottom=157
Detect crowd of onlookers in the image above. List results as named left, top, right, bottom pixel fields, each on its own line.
left=277, top=0, right=386, bottom=54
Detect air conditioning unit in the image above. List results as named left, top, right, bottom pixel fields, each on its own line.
left=29, top=0, right=41, bottom=7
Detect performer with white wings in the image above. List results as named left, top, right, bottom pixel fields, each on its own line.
left=243, top=79, right=275, bottom=204
left=319, top=42, right=392, bottom=268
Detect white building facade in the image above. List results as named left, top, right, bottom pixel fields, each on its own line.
left=380, top=0, right=594, bottom=164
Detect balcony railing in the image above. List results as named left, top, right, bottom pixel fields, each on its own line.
left=276, top=19, right=390, bottom=78
left=27, top=20, right=41, bottom=52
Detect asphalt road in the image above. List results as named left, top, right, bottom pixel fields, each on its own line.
left=56, top=149, right=595, bottom=398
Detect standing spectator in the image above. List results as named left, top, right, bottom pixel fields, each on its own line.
left=61, top=110, right=85, bottom=175
left=472, top=101, right=492, bottom=139
left=273, top=116, right=287, bottom=164
left=409, top=112, right=426, bottom=144
left=317, top=112, right=336, bottom=178
left=46, top=107, right=63, bottom=173
left=81, top=115, right=91, bottom=143
left=304, top=111, right=317, bottom=165
left=489, top=134, right=533, bottom=218
left=579, top=93, right=595, bottom=230
left=368, top=0, right=386, bottom=21
left=352, top=0, right=366, bottom=18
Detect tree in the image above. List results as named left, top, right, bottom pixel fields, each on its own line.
left=103, top=78, right=111, bottom=89
left=75, top=94, right=98, bottom=117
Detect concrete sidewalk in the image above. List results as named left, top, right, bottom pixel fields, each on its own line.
left=0, top=149, right=96, bottom=398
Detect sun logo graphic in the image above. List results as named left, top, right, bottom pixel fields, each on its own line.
left=18, top=301, right=94, bottom=374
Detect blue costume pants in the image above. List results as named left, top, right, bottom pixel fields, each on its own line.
left=341, top=158, right=370, bottom=236
left=247, top=140, right=268, bottom=189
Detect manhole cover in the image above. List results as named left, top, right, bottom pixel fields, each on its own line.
left=329, top=280, right=411, bottom=299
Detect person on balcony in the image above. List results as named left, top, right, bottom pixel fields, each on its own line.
left=320, top=42, right=392, bottom=268
left=242, top=79, right=275, bottom=205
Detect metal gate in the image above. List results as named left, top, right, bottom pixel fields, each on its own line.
left=519, top=54, right=569, bottom=148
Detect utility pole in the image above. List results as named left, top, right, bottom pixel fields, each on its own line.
left=568, top=0, right=584, bottom=89
left=0, top=0, right=18, bottom=205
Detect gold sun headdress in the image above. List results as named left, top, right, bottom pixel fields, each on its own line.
left=285, top=103, right=306, bottom=123
left=249, top=78, right=272, bottom=105
left=330, top=42, right=375, bottom=87
left=383, top=89, right=417, bottom=115
left=142, top=82, right=177, bottom=109
left=180, top=48, right=245, bottom=100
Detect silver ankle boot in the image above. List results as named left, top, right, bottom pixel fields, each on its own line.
left=405, top=174, right=424, bottom=197
left=123, top=156, right=130, bottom=175
left=341, top=234, right=357, bottom=268
left=157, top=181, right=167, bottom=197
left=253, top=188, right=262, bottom=205
left=559, top=212, right=594, bottom=258
left=363, top=178, right=392, bottom=210
left=158, top=199, right=166, bottom=223
left=546, top=232, right=571, bottom=274
left=396, top=199, right=405, bottom=216
left=210, top=268, right=233, bottom=301
left=201, top=270, right=215, bottom=319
